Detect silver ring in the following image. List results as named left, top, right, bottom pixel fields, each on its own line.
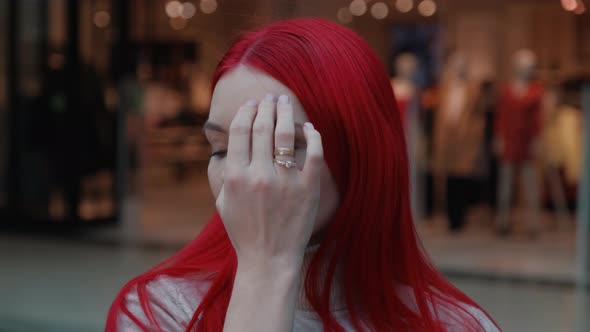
left=275, top=159, right=297, bottom=169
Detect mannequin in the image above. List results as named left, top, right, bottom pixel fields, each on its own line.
left=541, top=85, right=570, bottom=227
left=495, top=49, right=543, bottom=237
left=432, top=53, right=482, bottom=232
left=391, top=53, right=418, bottom=130
left=391, top=53, right=423, bottom=216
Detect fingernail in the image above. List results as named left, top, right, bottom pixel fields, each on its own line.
left=264, top=93, right=275, bottom=102
left=278, top=95, right=289, bottom=104
left=304, top=122, right=314, bottom=130
left=246, top=99, right=258, bottom=106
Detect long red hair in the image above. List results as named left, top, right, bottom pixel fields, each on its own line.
left=106, top=18, right=498, bottom=331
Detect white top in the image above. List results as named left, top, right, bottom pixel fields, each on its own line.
left=115, top=274, right=500, bottom=331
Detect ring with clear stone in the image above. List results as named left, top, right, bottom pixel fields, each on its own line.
left=274, top=159, right=297, bottom=169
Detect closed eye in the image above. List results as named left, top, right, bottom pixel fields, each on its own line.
left=209, top=150, right=227, bottom=158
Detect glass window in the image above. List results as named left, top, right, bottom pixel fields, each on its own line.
left=0, top=0, right=7, bottom=208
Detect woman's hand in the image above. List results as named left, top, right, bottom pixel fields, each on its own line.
left=220, top=94, right=323, bottom=332
left=216, top=94, right=323, bottom=270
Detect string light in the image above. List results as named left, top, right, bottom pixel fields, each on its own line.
left=165, top=1, right=183, bottom=18
left=574, top=0, right=586, bottom=14
left=200, top=0, right=218, bottom=14
left=349, top=0, right=368, bottom=16
left=93, top=11, right=110, bottom=28
left=561, top=0, right=587, bottom=14
left=561, top=0, right=578, bottom=11
left=371, top=2, right=389, bottom=19
left=181, top=2, right=196, bottom=19
left=395, top=0, right=414, bottom=13
left=417, top=0, right=437, bottom=17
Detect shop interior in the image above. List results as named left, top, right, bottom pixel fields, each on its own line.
left=0, top=2, right=589, bottom=330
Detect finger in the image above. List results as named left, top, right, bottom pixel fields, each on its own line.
left=227, top=100, right=258, bottom=168
left=274, top=95, right=295, bottom=158
left=215, top=184, right=224, bottom=213
left=302, top=122, right=323, bottom=183
left=251, top=94, right=276, bottom=165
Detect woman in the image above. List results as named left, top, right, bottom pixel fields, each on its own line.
left=106, top=18, right=500, bottom=332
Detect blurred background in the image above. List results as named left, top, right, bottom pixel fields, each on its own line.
left=0, top=0, right=589, bottom=331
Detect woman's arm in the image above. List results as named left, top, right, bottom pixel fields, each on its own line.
left=218, top=95, right=323, bottom=332
left=224, top=260, right=301, bottom=332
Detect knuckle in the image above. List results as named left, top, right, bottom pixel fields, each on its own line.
left=252, top=174, right=273, bottom=191
left=275, top=131, right=294, bottom=142
left=229, top=124, right=250, bottom=136
left=225, top=171, right=246, bottom=189
left=301, top=176, right=320, bottom=192
left=252, top=122, right=271, bottom=136
left=306, top=151, right=324, bottom=164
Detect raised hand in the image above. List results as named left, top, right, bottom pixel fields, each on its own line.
left=216, top=94, right=324, bottom=269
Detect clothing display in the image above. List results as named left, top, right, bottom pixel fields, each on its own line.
left=432, top=81, right=483, bottom=177
left=543, top=104, right=583, bottom=185
left=494, top=80, right=544, bottom=234
left=446, top=176, right=480, bottom=231
left=392, top=79, right=415, bottom=131
left=495, top=82, right=543, bottom=163
left=432, top=76, right=485, bottom=231
left=496, top=162, right=541, bottom=233
left=395, top=95, right=409, bottom=129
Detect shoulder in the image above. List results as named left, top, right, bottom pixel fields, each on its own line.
left=396, top=285, right=500, bottom=332
left=438, top=303, right=500, bottom=332
left=429, top=297, right=500, bottom=332
left=115, top=274, right=211, bottom=331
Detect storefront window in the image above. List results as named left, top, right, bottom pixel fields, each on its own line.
left=0, top=0, right=7, bottom=208
left=0, top=2, right=588, bottom=331
left=1, top=0, right=118, bottom=224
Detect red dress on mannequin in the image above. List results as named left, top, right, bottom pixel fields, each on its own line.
left=396, top=97, right=409, bottom=130
left=495, top=82, right=543, bottom=163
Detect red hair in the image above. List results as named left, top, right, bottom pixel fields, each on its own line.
left=106, top=18, right=498, bottom=331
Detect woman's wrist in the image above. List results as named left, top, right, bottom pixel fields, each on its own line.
left=235, top=253, right=303, bottom=283
left=224, top=256, right=302, bottom=332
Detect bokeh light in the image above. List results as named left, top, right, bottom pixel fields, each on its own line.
left=574, top=0, right=586, bottom=14
left=349, top=0, right=368, bottom=17
left=165, top=1, right=183, bottom=18
left=200, top=0, right=218, bottom=14
left=561, top=0, right=578, bottom=11
left=418, top=0, right=437, bottom=17
left=181, top=2, right=197, bottom=19
left=93, top=11, right=110, bottom=28
left=395, top=0, right=414, bottom=13
left=371, top=2, right=389, bottom=20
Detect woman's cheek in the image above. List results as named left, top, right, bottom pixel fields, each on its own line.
left=208, top=159, right=224, bottom=200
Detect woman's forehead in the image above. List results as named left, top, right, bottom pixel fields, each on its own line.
left=208, top=65, right=307, bottom=128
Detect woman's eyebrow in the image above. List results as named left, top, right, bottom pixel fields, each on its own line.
left=203, top=121, right=226, bottom=134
